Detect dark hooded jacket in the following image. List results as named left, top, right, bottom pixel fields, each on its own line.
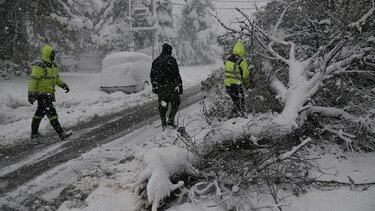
left=150, top=44, right=183, bottom=94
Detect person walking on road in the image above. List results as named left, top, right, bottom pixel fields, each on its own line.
left=150, top=43, right=183, bottom=130
left=224, top=41, right=251, bottom=118
left=28, top=44, right=72, bottom=139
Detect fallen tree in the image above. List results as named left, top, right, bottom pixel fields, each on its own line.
left=131, top=1, right=375, bottom=210
left=213, top=0, right=375, bottom=150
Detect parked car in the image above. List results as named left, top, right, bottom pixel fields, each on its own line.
left=100, top=52, right=152, bottom=93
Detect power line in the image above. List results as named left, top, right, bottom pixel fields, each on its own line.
left=212, top=0, right=271, bottom=2
left=216, top=7, right=257, bottom=10
left=168, top=2, right=257, bottom=10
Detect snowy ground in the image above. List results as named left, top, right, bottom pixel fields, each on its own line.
left=1, top=102, right=375, bottom=211
left=1, top=62, right=375, bottom=210
left=0, top=62, right=222, bottom=147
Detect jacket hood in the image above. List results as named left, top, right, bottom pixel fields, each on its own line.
left=232, top=41, right=246, bottom=58
left=42, top=45, right=54, bottom=63
left=162, top=43, right=172, bottom=55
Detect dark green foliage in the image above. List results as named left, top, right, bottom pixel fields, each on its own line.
left=0, top=0, right=31, bottom=63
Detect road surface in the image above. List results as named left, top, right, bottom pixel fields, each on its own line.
left=0, top=85, right=204, bottom=197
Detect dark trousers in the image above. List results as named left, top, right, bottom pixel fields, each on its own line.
left=158, top=92, right=181, bottom=126
left=34, top=95, right=58, bottom=120
left=226, top=84, right=245, bottom=113
left=32, top=94, right=63, bottom=135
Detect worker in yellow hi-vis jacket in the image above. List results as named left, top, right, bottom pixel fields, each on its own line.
left=224, top=41, right=251, bottom=117
left=28, top=45, right=72, bottom=139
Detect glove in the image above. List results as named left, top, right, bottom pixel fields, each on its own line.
left=63, top=84, right=70, bottom=93
left=178, top=84, right=183, bottom=95
left=28, top=94, right=36, bottom=105
left=152, top=86, right=158, bottom=94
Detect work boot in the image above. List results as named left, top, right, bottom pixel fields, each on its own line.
left=161, top=117, right=167, bottom=131
left=31, top=118, right=42, bottom=138
left=59, top=130, right=73, bottom=139
left=30, top=132, right=42, bottom=139
left=167, top=120, right=177, bottom=129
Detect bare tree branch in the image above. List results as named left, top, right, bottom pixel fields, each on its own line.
left=271, top=0, right=301, bottom=36
left=257, top=137, right=313, bottom=171
left=348, top=0, right=375, bottom=32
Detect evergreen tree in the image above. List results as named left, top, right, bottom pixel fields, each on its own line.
left=90, top=0, right=132, bottom=54
left=175, top=0, right=220, bottom=65
left=0, top=0, right=31, bottom=64
left=1, top=0, right=92, bottom=66
left=156, top=0, right=177, bottom=43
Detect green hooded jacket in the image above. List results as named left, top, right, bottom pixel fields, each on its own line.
left=28, top=45, right=66, bottom=100
left=224, top=41, right=250, bottom=88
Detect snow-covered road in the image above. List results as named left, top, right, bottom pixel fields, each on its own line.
left=0, top=62, right=222, bottom=148
left=0, top=85, right=205, bottom=196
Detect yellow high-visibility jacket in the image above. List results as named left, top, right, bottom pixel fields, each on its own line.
left=224, top=41, right=250, bottom=88
left=28, top=45, right=66, bottom=101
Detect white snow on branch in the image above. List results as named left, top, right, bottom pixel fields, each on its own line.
left=132, top=146, right=197, bottom=211
left=258, top=137, right=312, bottom=170
left=57, top=0, right=76, bottom=18
left=319, top=19, right=331, bottom=25
left=147, top=168, right=184, bottom=211
left=325, top=48, right=371, bottom=76
left=50, top=13, right=69, bottom=25
left=308, top=106, right=356, bottom=120
left=323, top=126, right=355, bottom=152
left=349, top=0, right=375, bottom=33
left=368, top=36, right=375, bottom=44
left=189, top=180, right=225, bottom=206
left=271, top=77, right=287, bottom=104
left=267, top=41, right=290, bottom=64
left=68, top=17, right=84, bottom=30
left=271, top=0, right=300, bottom=36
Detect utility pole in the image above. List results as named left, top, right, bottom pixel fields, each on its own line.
left=129, top=0, right=158, bottom=59
left=152, top=0, right=158, bottom=60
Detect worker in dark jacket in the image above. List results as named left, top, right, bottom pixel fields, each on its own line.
left=28, top=45, right=72, bottom=139
left=150, top=43, right=183, bottom=130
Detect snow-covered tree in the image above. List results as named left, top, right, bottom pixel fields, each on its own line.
left=156, top=0, right=177, bottom=43
left=89, top=0, right=132, bottom=54
left=0, top=0, right=99, bottom=75
left=131, top=0, right=177, bottom=52
left=174, top=0, right=221, bottom=65
left=0, top=0, right=31, bottom=64
left=132, top=2, right=374, bottom=209
left=0, top=1, right=90, bottom=76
